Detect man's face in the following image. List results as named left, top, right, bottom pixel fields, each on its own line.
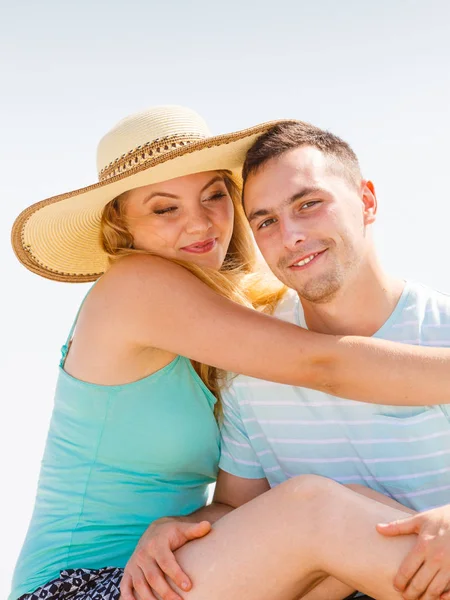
left=243, top=146, right=377, bottom=303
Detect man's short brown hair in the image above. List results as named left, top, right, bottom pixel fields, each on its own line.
left=242, top=121, right=362, bottom=188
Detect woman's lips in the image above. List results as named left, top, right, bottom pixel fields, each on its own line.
left=180, top=238, right=217, bottom=254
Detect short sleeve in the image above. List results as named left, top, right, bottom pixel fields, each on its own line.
left=219, top=384, right=265, bottom=479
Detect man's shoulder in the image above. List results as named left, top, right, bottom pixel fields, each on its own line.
left=385, top=281, right=450, bottom=346
left=406, top=280, right=450, bottom=320
left=272, top=287, right=299, bottom=323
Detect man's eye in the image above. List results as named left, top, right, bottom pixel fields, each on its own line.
left=154, top=206, right=177, bottom=215
left=258, top=218, right=276, bottom=230
left=301, top=200, right=321, bottom=210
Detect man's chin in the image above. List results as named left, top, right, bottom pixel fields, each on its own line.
left=284, top=273, right=342, bottom=304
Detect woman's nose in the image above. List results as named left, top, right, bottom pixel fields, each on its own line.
left=185, top=208, right=212, bottom=235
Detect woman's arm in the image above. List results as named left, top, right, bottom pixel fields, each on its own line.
left=102, top=255, right=450, bottom=406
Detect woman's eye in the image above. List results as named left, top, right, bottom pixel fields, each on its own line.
left=204, top=191, right=226, bottom=202
left=154, top=206, right=177, bottom=215
left=258, top=217, right=276, bottom=230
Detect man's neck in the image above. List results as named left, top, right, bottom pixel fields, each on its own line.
left=299, top=262, right=405, bottom=336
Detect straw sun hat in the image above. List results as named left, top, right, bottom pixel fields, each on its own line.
left=12, top=105, right=285, bottom=283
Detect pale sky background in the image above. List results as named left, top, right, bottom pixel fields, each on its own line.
left=2, top=0, right=450, bottom=596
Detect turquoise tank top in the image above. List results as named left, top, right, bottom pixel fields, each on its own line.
left=10, top=295, right=220, bottom=600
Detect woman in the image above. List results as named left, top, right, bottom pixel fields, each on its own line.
left=10, top=105, right=450, bottom=600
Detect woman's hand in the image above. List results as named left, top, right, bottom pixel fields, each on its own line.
left=377, top=505, right=450, bottom=599
left=120, top=517, right=212, bottom=600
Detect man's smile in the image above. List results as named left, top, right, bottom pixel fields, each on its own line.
left=288, top=249, right=327, bottom=270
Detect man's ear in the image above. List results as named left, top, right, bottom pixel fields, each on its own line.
left=362, top=180, right=377, bottom=225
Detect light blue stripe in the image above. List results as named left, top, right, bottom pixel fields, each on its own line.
left=219, top=282, right=450, bottom=511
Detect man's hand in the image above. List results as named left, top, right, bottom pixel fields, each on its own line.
left=120, top=518, right=212, bottom=600
left=377, top=505, right=450, bottom=600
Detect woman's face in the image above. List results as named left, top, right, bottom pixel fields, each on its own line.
left=124, top=171, right=235, bottom=270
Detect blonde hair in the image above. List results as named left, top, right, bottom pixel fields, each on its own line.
left=100, top=171, right=286, bottom=414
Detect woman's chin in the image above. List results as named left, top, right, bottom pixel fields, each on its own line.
left=180, top=251, right=225, bottom=271
left=189, top=256, right=223, bottom=270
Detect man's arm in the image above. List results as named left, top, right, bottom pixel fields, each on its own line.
left=158, top=469, right=270, bottom=523
left=213, top=469, right=271, bottom=507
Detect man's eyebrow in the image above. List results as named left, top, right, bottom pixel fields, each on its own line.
left=247, top=186, right=323, bottom=223
left=247, top=207, right=272, bottom=223
left=287, top=186, right=323, bottom=204
left=144, top=175, right=224, bottom=203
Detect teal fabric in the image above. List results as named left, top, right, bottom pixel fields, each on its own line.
left=10, top=299, right=220, bottom=600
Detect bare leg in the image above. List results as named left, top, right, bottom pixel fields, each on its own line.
left=299, top=577, right=356, bottom=600
left=347, top=484, right=415, bottom=515
left=169, top=475, right=416, bottom=600
left=299, top=485, right=417, bottom=600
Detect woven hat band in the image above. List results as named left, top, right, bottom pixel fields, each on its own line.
left=98, top=133, right=207, bottom=181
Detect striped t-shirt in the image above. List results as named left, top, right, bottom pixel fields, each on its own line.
left=219, top=281, right=450, bottom=511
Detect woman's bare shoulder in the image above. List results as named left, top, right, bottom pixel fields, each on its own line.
left=66, top=256, right=179, bottom=382
left=93, top=255, right=193, bottom=305
left=94, top=255, right=204, bottom=331
left=102, top=254, right=193, bottom=290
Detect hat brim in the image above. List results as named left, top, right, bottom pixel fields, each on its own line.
left=12, top=121, right=283, bottom=283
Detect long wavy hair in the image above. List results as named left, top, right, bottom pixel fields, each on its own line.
left=100, top=171, right=286, bottom=414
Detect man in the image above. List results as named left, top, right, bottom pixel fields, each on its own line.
left=121, top=122, right=450, bottom=600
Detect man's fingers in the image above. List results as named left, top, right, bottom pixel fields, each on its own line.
left=421, top=570, right=450, bottom=600
left=120, top=571, right=137, bottom=600
left=377, top=516, right=419, bottom=537
left=156, top=551, right=191, bottom=592
left=393, top=549, right=425, bottom=592
left=401, top=563, right=439, bottom=600
left=132, top=568, right=158, bottom=600
left=183, top=520, right=212, bottom=542
left=142, top=561, right=183, bottom=600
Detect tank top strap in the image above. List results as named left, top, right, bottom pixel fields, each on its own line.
left=60, top=282, right=98, bottom=367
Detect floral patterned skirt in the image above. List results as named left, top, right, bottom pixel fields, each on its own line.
left=18, top=566, right=374, bottom=600
left=18, top=567, right=123, bottom=600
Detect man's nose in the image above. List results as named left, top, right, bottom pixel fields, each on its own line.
left=279, top=218, right=306, bottom=251
left=185, top=207, right=212, bottom=235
